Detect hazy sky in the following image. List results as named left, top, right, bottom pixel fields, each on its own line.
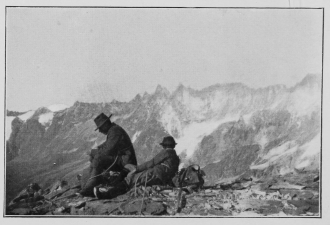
left=6, top=8, right=323, bottom=112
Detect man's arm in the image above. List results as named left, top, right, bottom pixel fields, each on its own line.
left=98, top=128, right=122, bottom=155
left=136, top=149, right=169, bottom=172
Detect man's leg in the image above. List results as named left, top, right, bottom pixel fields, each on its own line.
left=80, top=167, right=102, bottom=196
left=94, top=179, right=129, bottom=199
left=93, top=169, right=143, bottom=200
left=128, top=169, right=162, bottom=188
left=94, top=169, right=162, bottom=199
left=80, top=154, right=114, bottom=196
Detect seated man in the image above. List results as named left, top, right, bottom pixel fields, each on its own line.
left=80, top=113, right=137, bottom=196
left=94, top=136, right=180, bottom=199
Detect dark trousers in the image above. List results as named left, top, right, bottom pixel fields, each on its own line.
left=126, top=169, right=164, bottom=188
left=80, top=153, right=128, bottom=196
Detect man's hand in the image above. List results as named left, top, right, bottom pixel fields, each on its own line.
left=124, top=164, right=137, bottom=172
left=124, top=164, right=137, bottom=179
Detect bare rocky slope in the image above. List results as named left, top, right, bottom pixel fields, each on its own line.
left=6, top=74, right=321, bottom=214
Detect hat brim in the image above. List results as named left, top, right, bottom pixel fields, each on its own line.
left=94, top=114, right=112, bottom=131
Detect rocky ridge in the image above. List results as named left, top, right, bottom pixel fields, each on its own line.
left=6, top=171, right=319, bottom=217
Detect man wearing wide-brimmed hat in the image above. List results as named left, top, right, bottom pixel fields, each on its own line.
left=93, top=136, right=180, bottom=199
left=80, top=113, right=137, bottom=196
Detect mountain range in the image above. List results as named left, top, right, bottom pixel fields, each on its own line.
left=5, top=74, right=321, bottom=203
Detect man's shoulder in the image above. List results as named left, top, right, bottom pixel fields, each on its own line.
left=107, top=123, right=125, bottom=134
left=164, top=148, right=178, bottom=156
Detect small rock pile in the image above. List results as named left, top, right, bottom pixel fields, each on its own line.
left=6, top=172, right=319, bottom=217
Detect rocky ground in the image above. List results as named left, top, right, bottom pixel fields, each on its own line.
left=6, top=172, right=319, bottom=217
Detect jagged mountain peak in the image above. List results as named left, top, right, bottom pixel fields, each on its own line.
left=154, top=84, right=170, bottom=95
left=294, top=74, right=321, bottom=89
left=173, top=83, right=187, bottom=93
left=34, top=107, right=52, bottom=116
left=142, top=91, right=150, bottom=98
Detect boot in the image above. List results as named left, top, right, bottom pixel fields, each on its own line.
left=94, top=180, right=128, bottom=199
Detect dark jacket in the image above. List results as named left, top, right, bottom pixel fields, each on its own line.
left=97, top=123, right=137, bottom=167
left=135, top=148, right=180, bottom=184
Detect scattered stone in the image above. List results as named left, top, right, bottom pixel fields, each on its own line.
left=55, top=206, right=66, bottom=213
left=305, top=182, right=319, bottom=190
left=270, top=182, right=305, bottom=190
left=11, top=208, right=31, bottom=215
left=84, top=200, right=121, bottom=215
left=235, top=199, right=263, bottom=211
left=279, top=190, right=314, bottom=200
left=283, top=206, right=310, bottom=216
left=208, top=209, right=232, bottom=216
left=68, top=201, right=86, bottom=208
left=211, top=202, right=223, bottom=210
left=258, top=201, right=283, bottom=216
left=119, top=199, right=166, bottom=215
left=45, top=186, right=70, bottom=200
left=168, top=192, right=177, bottom=197
left=299, top=191, right=314, bottom=199
left=204, top=203, right=211, bottom=210
left=145, top=201, right=166, bottom=215
left=250, top=183, right=271, bottom=191
left=287, top=200, right=319, bottom=213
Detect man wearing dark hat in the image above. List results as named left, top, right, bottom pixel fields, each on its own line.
left=80, top=113, right=137, bottom=196
left=93, top=136, right=180, bottom=199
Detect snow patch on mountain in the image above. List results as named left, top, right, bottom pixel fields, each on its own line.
left=6, top=116, right=15, bottom=141
left=251, top=134, right=320, bottom=172
left=255, top=129, right=268, bottom=150
left=63, top=148, right=79, bottom=154
left=182, top=91, right=206, bottom=112
left=175, top=115, right=239, bottom=157
left=132, top=131, right=141, bottom=143
left=242, top=113, right=254, bottom=124
left=295, top=160, right=310, bottom=169
left=286, top=87, right=320, bottom=117
left=122, top=110, right=135, bottom=120
left=38, top=112, right=54, bottom=126
left=18, top=111, right=35, bottom=121
left=265, top=141, right=298, bottom=161
left=250, top=161, right=269, bottom=170
left=88, top=137, right=98, bottom=142
left=299, top=134, right=320, bottom=159
left=47, top=104, right=69, bottom=112
left=161, top=105, right=183, bottom=137
left=250, top=141, right=299, bottom=170
left=293, top=136, right=320, bottom=170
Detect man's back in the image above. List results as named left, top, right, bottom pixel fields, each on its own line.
left=98, top=123, right=137, bottom=166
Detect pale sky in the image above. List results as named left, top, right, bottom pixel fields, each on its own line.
left=6, top=8, right=323, bottom=112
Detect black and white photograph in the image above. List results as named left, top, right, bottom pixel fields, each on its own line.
left=3, top=0, right=326, bottom=219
